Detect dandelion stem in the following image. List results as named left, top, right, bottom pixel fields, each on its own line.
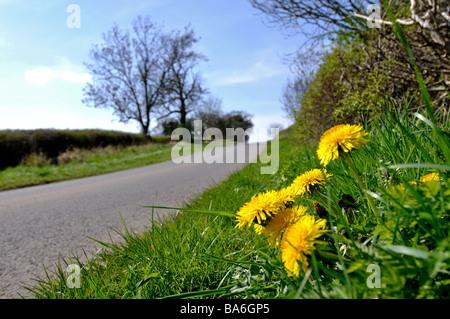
left=315, top=192, right=338, bottom=215
left=341, top=151, right=379, bottom=220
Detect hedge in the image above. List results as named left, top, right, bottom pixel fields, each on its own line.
left=0, top=129, right=149, bottom=169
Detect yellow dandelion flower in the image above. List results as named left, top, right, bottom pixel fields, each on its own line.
left=263, top=206, right=307, bottom=246
left=281, top=214, right=327, bottom=277
left=420, top=173, right=443, bottom=183
left=277, top=187, right=297, bottom=205
left=316, top=124, right=369, bottom=166
left=235, top=188, right=295, bottom=231
left=400, top=173, right=442, bottom=189
left=253, top=223, right=265, bottom=235
left=290, top=169, right=332, bottom=197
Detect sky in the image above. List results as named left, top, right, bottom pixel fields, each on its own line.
left=0, top=0, right=306, bottom=142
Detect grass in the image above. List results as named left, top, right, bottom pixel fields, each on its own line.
left=18, top=22, right=450, bottom=299
left=22, top=100, right=449, bottom=299
left=0, top=141, right=202, bottom=191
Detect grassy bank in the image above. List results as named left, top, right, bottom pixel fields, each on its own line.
left=23, top=102, right=449, bottom=299
left=0, top=142, right=177, bottom=191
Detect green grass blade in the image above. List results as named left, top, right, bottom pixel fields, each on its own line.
left=158, top=287, right=231, bottom=299
left=387, top=163, right=450, bottom=171
left=143, top=205, right=236, bottom=218
left=380, top=245, right=431, bottom=260
left=382, top=0, right=450, bottom=163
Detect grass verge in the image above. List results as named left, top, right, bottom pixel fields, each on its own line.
left=23, top=100, right=449, bottom=299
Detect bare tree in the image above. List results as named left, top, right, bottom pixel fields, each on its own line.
left=194, top=94, right=224, bottom=130
left=249, top=0, right=368, bottom=41
left=250, top=0, right=450, bottom=100
left=280, top=77, right=305, bottom=123
left=356, top=0, right=450, bottom=95
left=280, top=46, right=324, bottom=122
left=354, top=0, right=450, bottom=54
left=158, top=26, right=208, bottom=126
left=82, top=16, right=169, bottom=137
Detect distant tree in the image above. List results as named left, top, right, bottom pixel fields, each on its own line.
left=280, top=76, right=309, bottom=123
left=218, top=111, right=254, bottom=143
left=194, top=94, right=224, bottom=131
left=280, top=44, right=324, bottom=123
left=82, top=16, right=169, bottom=137
left=160, top=118, right=180, bottom=136
left=222, top=111, right=253, bottom=131
left=158, top=26, right=208, bottom=126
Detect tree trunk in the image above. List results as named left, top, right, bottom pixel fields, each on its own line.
left=141, top=122, right=150, bottom=138
left=180, top=101, right=186, bottom=126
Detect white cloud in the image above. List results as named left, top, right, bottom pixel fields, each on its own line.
left=24, top=67, right=91, bottom=85
left=24, top=67, right=56, bottom=85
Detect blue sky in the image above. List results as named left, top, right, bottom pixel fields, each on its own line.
left=0, top=0, right=305, bottom=140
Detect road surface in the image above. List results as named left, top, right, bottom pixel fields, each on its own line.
left=0, top=143, right=263, bottom=298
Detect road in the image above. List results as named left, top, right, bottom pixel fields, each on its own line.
left=0, top=143, right=263, bottom=298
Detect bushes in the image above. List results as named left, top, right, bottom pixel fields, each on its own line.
left=0, top=129, right=149, bottom=169
left=292, top=38, right=448, bottom=146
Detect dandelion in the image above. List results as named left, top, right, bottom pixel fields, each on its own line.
left=420, top=172, right=443, bottom=183
left=290, top=168, right=332, bottom=198
left=253, top=223, right=265, bottom=235
left=281, top=214, right=327, bottom=277
left=276, top=187, right=297, bottom=206
left=263, top=205, right=307, bottom=246
left=399, top=172, right=443, bottom=190
left=235, top=188, right=295, bottom=231
left=316, top=124, right=369, bottom=167
left=316, top=124, right=378, bottom=217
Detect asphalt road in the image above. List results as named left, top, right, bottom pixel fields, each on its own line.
left=0, top=143, right=263, bottom=298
